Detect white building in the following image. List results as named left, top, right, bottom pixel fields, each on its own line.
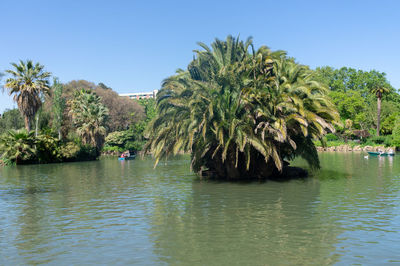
left=119, top=90, right=158, bottom=100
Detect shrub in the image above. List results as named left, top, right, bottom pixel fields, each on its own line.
left=384, top=135, right=393, bottom=147
left=58, top=142, right=81, bottom=161
left=370, top=136, right=385, bottom=144
left=325, top=133, right=339, bottom=141
left=0, top=130, right=36, bottom=165
left=36, top=134, right=62, bottom=163
left=392, top=118, right=400, bottom=147
left=75, top=145, right=99, bottom=161
left=102, top=145, right=124, bottom=153
left=104, top=128, right=145, bottom=152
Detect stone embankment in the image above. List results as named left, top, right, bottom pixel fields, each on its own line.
left=317, top=145, right=395, bottom=152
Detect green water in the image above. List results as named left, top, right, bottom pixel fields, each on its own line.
left=1, top=153, right=400, bottom=265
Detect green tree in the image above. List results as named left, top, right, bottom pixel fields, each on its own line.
left=392, top=116, right=400, bottom=147
left=4, top=60, right=51, bottom=131
left=145, top=36, right=339, bottom=180
left=0, top=109, right=24, bottom=134
left=69, top=89, right=109, bottom=150
left=138, top=98, right=157, bottom=122
left=328, top=90, right=366, bottom=128
left=52, top=78, right=65, bottom=140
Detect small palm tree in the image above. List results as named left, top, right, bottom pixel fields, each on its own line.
left=4, top=60, right=51, bottom=132
left=69, top=89, right=109, bottom=150
left=370, top=86, right=389, bottom=136
left=0, top=130, right=36, bottom=164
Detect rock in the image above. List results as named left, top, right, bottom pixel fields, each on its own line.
left=363, top=146, right=373, bottom=151
left=353, top=145, right=362, bottom=151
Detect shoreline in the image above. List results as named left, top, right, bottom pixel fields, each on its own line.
left=316, top=145, right=396, bottom=153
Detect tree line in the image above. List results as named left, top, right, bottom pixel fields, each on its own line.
left=0, top=60, right=154, bottom=165
left=1, top=36, right=400, bottom=180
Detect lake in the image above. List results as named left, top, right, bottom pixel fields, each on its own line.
left=1, top=153, right=400, bottom=265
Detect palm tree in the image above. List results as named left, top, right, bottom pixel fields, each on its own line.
left=4, top=60, right=51, bottom=132
left=69, top=89, right=109, bottom=150
left=370, top=86, right=389, bottom=136
left=0, top=130, right=36, bottom=164
left=145, top=36, right=339, bottom=180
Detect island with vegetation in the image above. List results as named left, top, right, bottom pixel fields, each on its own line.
left=1, top=36, right=400, bottom=180
left=0, top=61, right=155, bottom=166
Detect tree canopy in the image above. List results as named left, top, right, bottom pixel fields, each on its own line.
left=4, top=60, right=51, bottom=131
left=146, top=36, right=339, bottom=179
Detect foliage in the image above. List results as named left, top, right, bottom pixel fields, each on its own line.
left=314, top=66, right=395, bottom=96
left=391, top=117, right=400, bottom=147
left=35, top=134, right=62, bottom=163
left=57, top=142, right=98, bottom=161
left=146, top=36, right=339, bottom=179
left=94, top=85, right=144, bottom=131
left=0, top=130, right=36, bottom=164
left=104, top=127, right=146, bottom=152
left=57, top=141, right=81, bottom=160
left=325, top=133, right=339, bottom=141
left=69, top=89, right=109, bottom=150
left=315, top=66, right=398, bottom=136
left=0, top=109, right=24, bottom=134
left=138, top=98, right=157, bottom=122
left=381, top=112, right=399, bottom=135
left=52, top=78, right=66, bottom=139
left=328, top=90, right=366, bottom=128
left=4, top=60, right=51, bottom=131
left=0, top=129, right=101, bottom=165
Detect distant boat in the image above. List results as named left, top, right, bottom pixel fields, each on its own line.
left=367, top=151, right=395, bottom=156
left=118, top=154, right=137, bottom=161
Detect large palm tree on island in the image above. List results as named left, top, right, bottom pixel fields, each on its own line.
left=4, top=60, right=51, bottom=132
left=370, top=85, right=389, bottom=136
left=145, top=36, right=339, bottom=180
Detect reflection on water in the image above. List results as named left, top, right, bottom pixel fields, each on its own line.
left=1, top=153, right=400, bottom=265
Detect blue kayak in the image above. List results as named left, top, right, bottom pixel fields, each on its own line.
left=367, top=151, right=394, bottom=156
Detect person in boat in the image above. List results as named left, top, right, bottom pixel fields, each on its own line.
left=388, top=148, right=394, bottom=155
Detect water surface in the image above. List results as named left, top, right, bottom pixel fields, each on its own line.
left=1, top=153, right=400, bottom=265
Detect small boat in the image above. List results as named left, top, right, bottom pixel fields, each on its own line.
left=367, top=151, right=395, bottom=156
left=118, top=154, right=136, bottom=161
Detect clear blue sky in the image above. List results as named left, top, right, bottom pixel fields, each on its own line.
left=1, top=0, right=400, bottom=113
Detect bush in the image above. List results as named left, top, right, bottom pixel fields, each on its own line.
left=36, top=134, right=62, bottom=163
left=0, top=130, right=102, bottom=165
left=392, top=118, right=400, bottom=147
left=75, top=145, right=99, bottom=161
left=384, top=135, right=393, bottom=147
left=102, top=145, right=124, bottom=153
left=370, top=136, right=386, bottom=144
left=58, top=142, right=81, bottom=161
left=325, top=133, right=339, bottom=141
left=104, top=128, right=146, bottom=153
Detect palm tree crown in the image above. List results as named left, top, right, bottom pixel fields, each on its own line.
left=4, top=60, right=51, bottom=131
left=69, top=89, right=109, bottom=150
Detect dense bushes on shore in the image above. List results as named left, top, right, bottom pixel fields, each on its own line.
left=0, top=130, right=98, bottom=165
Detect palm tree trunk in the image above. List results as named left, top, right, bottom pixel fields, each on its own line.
left=377, top=96, right=381, bottom=136
left=35, top=115, right=39, bottom=137
left=24, top=116, right=31, bottom=132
